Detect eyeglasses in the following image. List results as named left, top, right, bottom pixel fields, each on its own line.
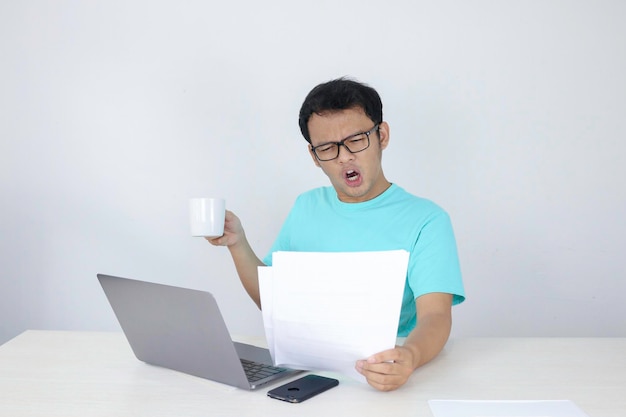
left=310, top=124, right=380, bottom=161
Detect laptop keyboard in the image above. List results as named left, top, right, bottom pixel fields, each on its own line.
left=240, top=359, right=288, bottom=382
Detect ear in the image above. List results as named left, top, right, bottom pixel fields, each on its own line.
left=378, top=122, right=390, bottom=150
left=308, top=145, right=321, bottom=167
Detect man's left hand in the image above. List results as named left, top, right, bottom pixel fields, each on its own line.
left=355, top=345, right=420, bottom=391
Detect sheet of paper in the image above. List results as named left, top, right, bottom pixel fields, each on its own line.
left=260, top=250, right=409, bottom=382
left=428, top=400, right=591, bottom=417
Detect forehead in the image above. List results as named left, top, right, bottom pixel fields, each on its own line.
left=307, top=107, right=373, bottom=145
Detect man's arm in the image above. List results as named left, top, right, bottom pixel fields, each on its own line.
left=207, top=210, right=264, bottom=309
left=355, top=292, right=453, bottom=391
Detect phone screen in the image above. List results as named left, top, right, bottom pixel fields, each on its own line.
left=267, top=374, right=339, bottom=403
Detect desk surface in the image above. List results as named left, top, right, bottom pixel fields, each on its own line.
left=0, top=331, right=624, bottom=417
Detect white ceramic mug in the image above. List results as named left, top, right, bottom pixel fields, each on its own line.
left=189, top=198, right=225, bottom=237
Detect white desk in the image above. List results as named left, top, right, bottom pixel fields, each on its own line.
left=0, top=331, right=624, bottom=417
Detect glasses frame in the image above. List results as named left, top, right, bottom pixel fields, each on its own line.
left=310, top=124, right=380, bottom=161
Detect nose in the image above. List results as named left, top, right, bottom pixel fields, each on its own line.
left=336, top=143, right=355, bottom=163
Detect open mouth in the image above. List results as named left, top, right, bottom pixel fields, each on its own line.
left=345, top=169, right=361, bottom=182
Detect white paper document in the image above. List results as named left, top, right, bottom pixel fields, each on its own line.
left=258, top=250, right=409, bottom=382
left=428, top=400, right=591, bottom=417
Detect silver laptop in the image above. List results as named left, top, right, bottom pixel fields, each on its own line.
left=97, top=274, right=301, bottom=390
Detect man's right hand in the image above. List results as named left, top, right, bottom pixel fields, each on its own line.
left=206, top=210, right=243, bottom=248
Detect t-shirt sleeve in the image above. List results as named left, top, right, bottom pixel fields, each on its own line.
left=407, top=210, right=465, bottom=305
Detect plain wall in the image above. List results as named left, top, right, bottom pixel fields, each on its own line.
left=1, top=0, right=625, bottom=345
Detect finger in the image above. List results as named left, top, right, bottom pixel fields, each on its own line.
left=368, top=379, right=401, bottom=392
left=366, top=348, right=403, bottom=364
left=371, top=346, right=417, bottom=369
left=363, top=358, right=397, bottom=373
left=360, top=367, right=404, bottom=391
left=206, top=236, right=224, bottom=246
left=359, top=358, right=413, bottom=383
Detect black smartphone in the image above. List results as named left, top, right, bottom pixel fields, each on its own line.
left=267, top=374, right=339, bottom=403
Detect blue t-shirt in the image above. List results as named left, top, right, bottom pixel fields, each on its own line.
left=263, top=184, right=465, bottom=337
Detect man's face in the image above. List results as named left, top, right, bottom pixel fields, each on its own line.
left=307, top=107, right=390, bottom=203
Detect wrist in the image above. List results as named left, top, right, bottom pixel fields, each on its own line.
left=402, top=342, right=422, bottom=370
left=226, top=230, right=247, bottom=251
left=402, top=339, right=422, bottom=370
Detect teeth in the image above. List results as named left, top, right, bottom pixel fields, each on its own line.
left=346, top=170, right=359, bottom=181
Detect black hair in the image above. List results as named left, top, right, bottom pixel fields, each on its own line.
left=298, top=77, right=383, bottom=143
